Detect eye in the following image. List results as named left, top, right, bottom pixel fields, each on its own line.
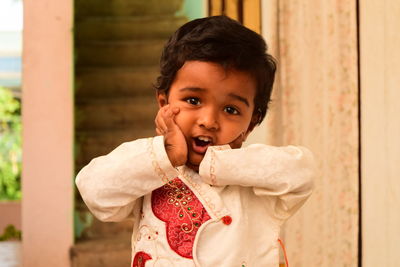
left=185, top=97, right=200, bottom=106
left=224, top=106, right=239, bottom=115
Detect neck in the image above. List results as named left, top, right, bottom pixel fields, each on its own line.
left=185, top=163, right=199, bottom=173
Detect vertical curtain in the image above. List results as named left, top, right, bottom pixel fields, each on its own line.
left=265, top=1, right=359, bottom=266
left=209, top=0, right=261, bottom=33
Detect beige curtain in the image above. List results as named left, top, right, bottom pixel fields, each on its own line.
left=209, top=0, right=261, bottom=33
left=263, top=1, right=359, bottom=266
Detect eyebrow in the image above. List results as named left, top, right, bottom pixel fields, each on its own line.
left=179, top=87, right=250, bottom=107
left=179, top=87, right=206, bottom=93
left=228, top=93, right=250, bottom=107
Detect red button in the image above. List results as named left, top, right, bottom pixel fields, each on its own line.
left=222, top=216, right=232, bottom=225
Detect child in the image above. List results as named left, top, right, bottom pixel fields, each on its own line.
left=76, top=16, right=314, bottom=267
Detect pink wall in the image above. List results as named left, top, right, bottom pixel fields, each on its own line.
left=22, top=0, right=74, bottom=266
left=0, top=202, right=21, bottom=232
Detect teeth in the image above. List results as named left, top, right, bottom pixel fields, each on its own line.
left=198, top=136, right=211, bottom=142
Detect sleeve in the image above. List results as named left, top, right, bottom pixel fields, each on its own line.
left=199, top=144, right=315, bottom=221
left=75, top=136, right=179, bottom=222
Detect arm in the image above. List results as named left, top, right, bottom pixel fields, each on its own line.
left=199, top=144, right=315, bottom=221
left=75, top=136, right=178, bottom=222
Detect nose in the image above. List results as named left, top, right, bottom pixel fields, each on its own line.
left=197, top=107, right=219, bottom=131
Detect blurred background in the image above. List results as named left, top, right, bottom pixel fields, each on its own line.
left=0, top=0, right=399, bottom=266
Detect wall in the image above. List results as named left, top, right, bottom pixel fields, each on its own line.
left=360, top=0, right=400, bottom=266
left=261, top=0, right=359, bottom=266
left=22, top=0, right=74, bottom=266
left=0, top=202, right=21, bottom=232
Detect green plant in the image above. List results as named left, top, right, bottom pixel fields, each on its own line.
left=0, top=224, right=22, bottom=241
left=0, top=86, right=22, bottom=200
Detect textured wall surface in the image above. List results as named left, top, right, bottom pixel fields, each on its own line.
left=262, top=1, right=359, bottom=266
left=360, top=0, right=400, bottom=266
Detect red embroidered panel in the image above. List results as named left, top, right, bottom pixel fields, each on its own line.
left=132, top=251, right=152, bottom=267
left=151, top=178, right=211, bottom=259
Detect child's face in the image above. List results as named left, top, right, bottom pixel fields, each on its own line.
left=157, top=61, right=257, bottom=170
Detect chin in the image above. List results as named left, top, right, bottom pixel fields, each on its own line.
left=186, top=153, right=204, bottom=171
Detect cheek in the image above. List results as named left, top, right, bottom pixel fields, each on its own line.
left=222, top=118, right=252, bottom=140
left=219, top=121, right=244, bottom=138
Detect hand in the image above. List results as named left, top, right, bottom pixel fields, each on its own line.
left=155, top=105, right=187, bottom=167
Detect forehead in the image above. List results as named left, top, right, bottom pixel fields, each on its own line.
left=170, top=61, right=256, bottom=104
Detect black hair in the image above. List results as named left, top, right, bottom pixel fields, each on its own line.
left=154, top=15, right=276, bottom=124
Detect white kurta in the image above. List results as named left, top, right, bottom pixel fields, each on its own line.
left=76, top=136, right=315, bottom=267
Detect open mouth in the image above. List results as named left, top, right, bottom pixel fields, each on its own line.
left=192, top=136, right=213, bottom=154
left=195, top=136, right=212, bottom=146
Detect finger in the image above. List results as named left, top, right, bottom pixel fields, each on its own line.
left=155, top=127, right=164, bottom=136
left=161, top=104, right=170, bottom=115
left=155, top=106, right=169, bottom=131
left=155, top=115, right=168, bottom=133
left=163, top=107, right=178, bottom=130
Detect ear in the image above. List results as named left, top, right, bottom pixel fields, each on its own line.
left=156, top=92, right=168, bottom=108
left=243, top=113, right=260, bottom=141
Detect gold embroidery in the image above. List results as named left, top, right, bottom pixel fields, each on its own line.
left=165, top=180, right=204, bottom=233
left=147, top=138, right=172, bottom=184
left=210, top=148, right=217, bottom=185
left=147, top=138, right=224, bottom=219
left=180, top=168, right=223, bottom=218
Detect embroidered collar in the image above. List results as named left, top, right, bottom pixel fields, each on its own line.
left=177, top=166, right=230, bottom=220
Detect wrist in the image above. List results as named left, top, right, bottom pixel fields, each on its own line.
left=164, top=143, right=185, bottom=167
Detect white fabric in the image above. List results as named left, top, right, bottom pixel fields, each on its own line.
left=76, top=136, right=315, bottom=267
